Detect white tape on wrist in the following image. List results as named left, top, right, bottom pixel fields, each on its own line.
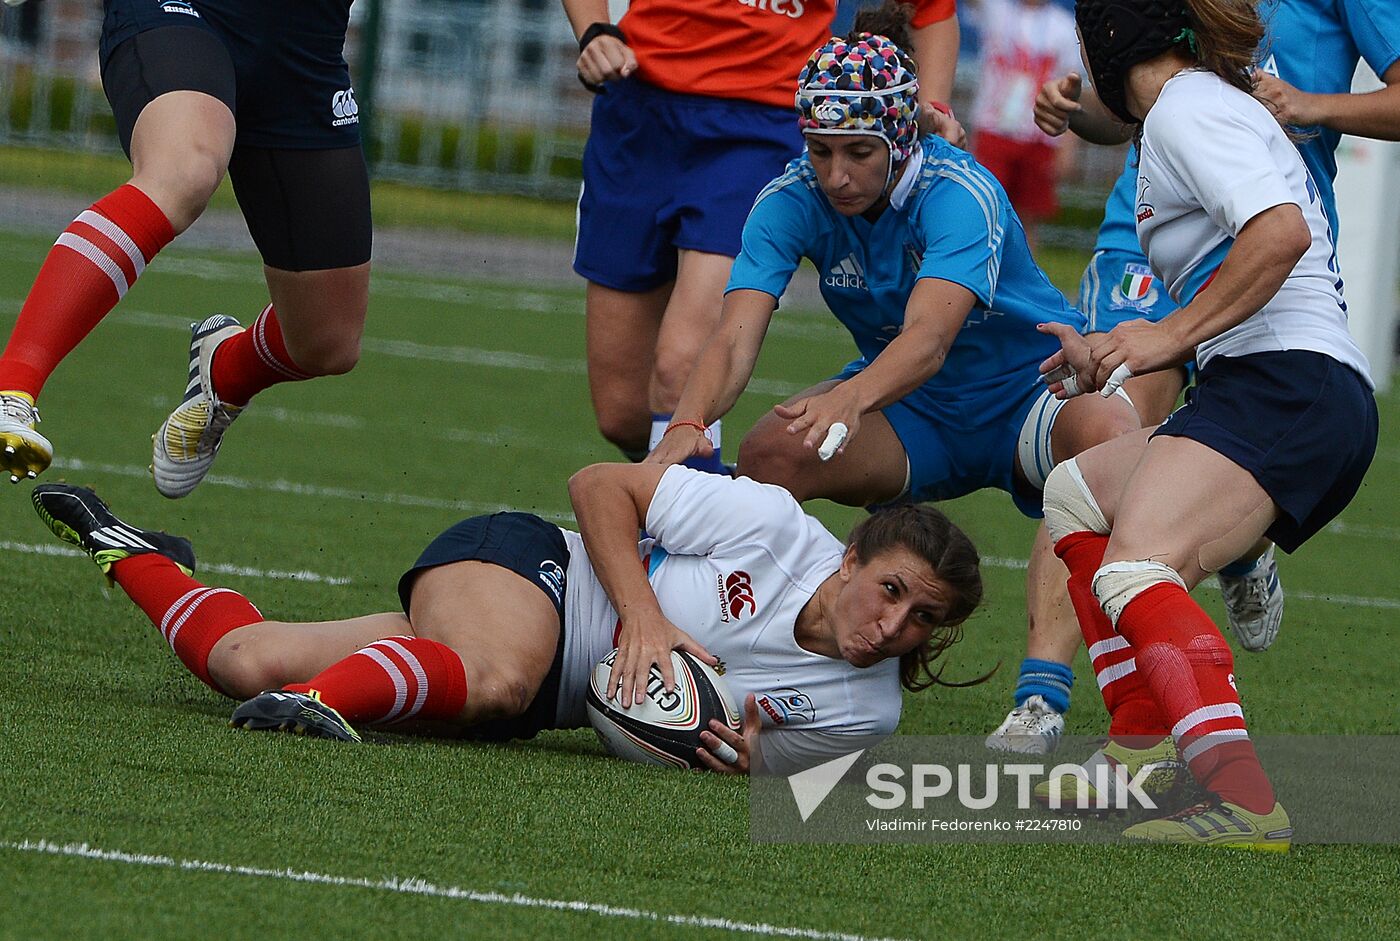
left=712, top=742, right=740, bottom=765
left=818, top=422, right=848, bottom=462
left=1101, top=363, right=1134, bottom=397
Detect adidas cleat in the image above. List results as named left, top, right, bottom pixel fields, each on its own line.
left=1122, top=799, right=1292, bottom=851
left=1219, top=545, right=1284, bottom=652
left=230, top=690, right=361, bottom=743
left=985, top=695, right=1064, bottom=755
left=152, top=314, right=244, bottom=499
left=32, top=483, right=195, bottom=576
left=1, top=391, right=52, bottom=483
left=1035, top=736, right=1188, bottom=814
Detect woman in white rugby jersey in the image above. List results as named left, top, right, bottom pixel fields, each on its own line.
left=32, top=463, right=982, bottom=775
left=1035, top=0, right=1378, bottom=848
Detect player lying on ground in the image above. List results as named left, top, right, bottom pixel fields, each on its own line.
left=1030, top=0, right=1379, bottom=849
left=987, top=0, right=1400, bottom=755
left=32, top=462, right=982, bottom=775
left=0, top=0, right=372, bottom=497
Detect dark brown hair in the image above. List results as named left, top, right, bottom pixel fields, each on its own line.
left=846, top=503, right=985, bottom=692
left=1184, top=0, right=1265, bottom=98
left=849, top=1, right=917, bottom=61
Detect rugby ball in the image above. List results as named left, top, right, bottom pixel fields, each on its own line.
left=586, top=649, right=743, bottom=770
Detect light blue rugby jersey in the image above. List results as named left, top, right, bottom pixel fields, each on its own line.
left=1094, top=0, right=1400, bottom=256
left=727, top=134, right=1085, bottom=399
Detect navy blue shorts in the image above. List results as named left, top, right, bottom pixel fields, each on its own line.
left=397, top=513, right=571, bottom=741
left=100, top=0, right=359, bottom=150
left=1153, top=351, right=1377, bottom=552
left=574, top=77, right=803, bottom=292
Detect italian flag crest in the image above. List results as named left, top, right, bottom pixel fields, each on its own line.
left=1120, top=265, right=1154, bottom=301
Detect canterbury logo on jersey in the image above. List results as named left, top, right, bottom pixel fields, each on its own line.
left=736, top=0, right=807, bottom=19
left=331, top=89, right=359, bottom=126
left=824, top=254, right=866, bottom=291
left=717, top=571, right=755, bottom=621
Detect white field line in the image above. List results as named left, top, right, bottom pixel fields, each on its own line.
left=0, top=539, right=352, bottom=586
left=144, top=256, right=850, bottom=341
left=49, top=456, right=579, bottom=526
left=2, top=840, right=910, bottom=941
left=111, top=307, right=807, bottom=398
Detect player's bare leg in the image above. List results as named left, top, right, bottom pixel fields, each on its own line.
left=736, top=380, right=909, bottom=506
left=0, top=91, right=232, bottom=482
left=989, top=389, right=1138, bottom=753
left=586, top=280, right=670, bottom=458
left=207, top=613, right=410, bottom=698
left=647, top=249, right=733, bottom=470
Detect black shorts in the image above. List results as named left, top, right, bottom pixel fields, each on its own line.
left=100, top=0, right=359, bottom=150
left=100, top=14, right=371, bottom=271
left=1153, top=350, right=1377, bottom=553
left=398, top=513, right=571, bottom=742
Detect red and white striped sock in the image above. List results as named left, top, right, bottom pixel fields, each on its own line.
left=209, top=304, right=311, bottom=406
left=285, top=636, right=468, bottom=726
left=1054, top=532, right=1170, bottom=739
left=1116, top=582, right=1275, bottom=813
left=109, top=554, right=263, bottom=696
left=0, top=184, right=174, bottom=397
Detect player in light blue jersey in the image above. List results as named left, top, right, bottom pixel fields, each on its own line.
left=987, top=0, right=1400, bottom=756
left=650, top=26, right=1137, bottom=579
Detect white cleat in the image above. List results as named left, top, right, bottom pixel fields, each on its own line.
left=1218, top=545, right=1284, bottom=652
left=152, top=315, right=244, bottom=499
left=985, top=694, right=1065, bottom=755
left=0, top=391, right=53, bottom=483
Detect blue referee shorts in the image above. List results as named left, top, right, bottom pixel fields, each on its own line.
left=574, top=77, right=803, bottom=292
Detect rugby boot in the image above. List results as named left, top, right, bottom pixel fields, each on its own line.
left=230, top=690, right=362, bottom=743
left=0, top=391, right=52, bottom=483
left=32, top=483, right=195, bottom=577
left=152, top=315, right=244, bottom=499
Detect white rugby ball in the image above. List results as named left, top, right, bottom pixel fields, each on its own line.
left=586, top=649, right=742, bottom=769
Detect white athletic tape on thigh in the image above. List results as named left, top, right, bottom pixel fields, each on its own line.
left=1042, top=458, right=1109, bottom=543
left=1017, top=389, right=1067, bottom=493
left=1092, top=560, right=1186, bottom=628
left=818, top=422, right=848, bottom=462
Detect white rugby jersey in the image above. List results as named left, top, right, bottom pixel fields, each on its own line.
left=1135, top=69, right=1371, bottom=384
left=557, top=467, right=903, bottom=775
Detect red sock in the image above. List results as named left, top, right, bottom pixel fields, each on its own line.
left=1054, top=532, right=1169, bottom=739
left=209, top=304, right=310, bottom=406
left=1116, top=583, right=1275, bottom=813
left=110, top=554, right=263, bottom=696
left=0, top=185, right=174, bottom=398
left=286, top=636, right=468, bottom=726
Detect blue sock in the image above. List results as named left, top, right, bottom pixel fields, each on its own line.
left=1014, top=658, right=1074, bottom=714
left=650, top=413, right=725, bottom=474
left=1218, top=553, right=1265, bottom=578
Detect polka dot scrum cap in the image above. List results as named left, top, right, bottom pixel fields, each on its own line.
left=796, top=33, right=920, bottom=179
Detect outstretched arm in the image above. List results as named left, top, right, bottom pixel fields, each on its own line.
left=568, top=463, right=717, bottom=705
left=777, top=278, right=973, bottom=455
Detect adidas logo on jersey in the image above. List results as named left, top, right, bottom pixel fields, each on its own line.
left=824, top=254, right=867, bottom=291
left=331, top=89, right=359, bottom=127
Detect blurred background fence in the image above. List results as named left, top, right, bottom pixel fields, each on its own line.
left=0, top=0, right=1128, bottom=247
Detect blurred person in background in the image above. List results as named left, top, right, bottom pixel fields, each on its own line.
left=561, top=0, right=960, bottom=472
left=987, top=0, right=1400, bottom=772
left=0, top=0, right=373, bottom=498
left=967, top=0, right=1081, bottom=251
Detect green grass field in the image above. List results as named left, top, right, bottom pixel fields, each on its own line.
left=2, top=222, right=1399, bottom=941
